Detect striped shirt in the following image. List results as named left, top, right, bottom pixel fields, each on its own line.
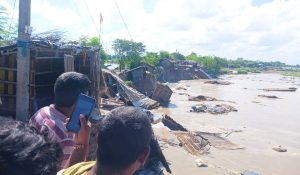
left=29, top=104, right=75, bottom=168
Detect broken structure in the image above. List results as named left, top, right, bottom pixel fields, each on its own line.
left=102, top=69, right=160, bottom=109
left=157, top=59, right=211, bottom=82
left=117, top=65, right=173, bottom=105
left=0, top=41, right=101, bottom=119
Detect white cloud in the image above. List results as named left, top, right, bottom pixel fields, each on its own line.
left=2, top=0, right=300, bottom=64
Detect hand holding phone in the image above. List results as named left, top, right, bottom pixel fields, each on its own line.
left=66, top=93, right=95, bottom=133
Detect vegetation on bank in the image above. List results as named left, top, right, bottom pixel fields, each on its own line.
left=109, top=39, right=299, bottom=77
left=280, top=69, right=300, bottom=77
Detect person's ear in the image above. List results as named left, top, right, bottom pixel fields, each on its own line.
left=137, top=146, right=150, bottom=166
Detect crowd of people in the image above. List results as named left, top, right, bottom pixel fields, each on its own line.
left=0, top=72, right=157, bottom=175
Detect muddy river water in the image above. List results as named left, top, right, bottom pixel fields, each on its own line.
left=153, top=73, right=300, bottom=175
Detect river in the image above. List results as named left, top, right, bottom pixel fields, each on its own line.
left=153, top=73, right=300, bottom=175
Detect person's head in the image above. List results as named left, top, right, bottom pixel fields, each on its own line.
left=97, top=107, right=153, bottom=174
left=0, top=117, right=63, bottom=175
left=54, top=72, right=91, bottom=107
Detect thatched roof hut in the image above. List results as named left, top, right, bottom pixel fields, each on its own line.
left=0, top=40, right=101, bottom=120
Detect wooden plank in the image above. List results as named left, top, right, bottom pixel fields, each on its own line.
left=0, top=94, right=16, bottom=97
left=30, top=70, right=61, bottom=75
left=64, top=54, right=74, bottom=72
left=35, top=56, right=64, bottom=60
left=29, top=83, right=54, bottom=87
left=0, top=67, right=17, bottom=71
left=0, top=70, right=4, bottom=80
left=0, top=83, right=4, bottom=94
left=0, top=80, right=17, bottom=84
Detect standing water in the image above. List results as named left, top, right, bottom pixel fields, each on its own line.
left=154, top=73, right=300, bottom=175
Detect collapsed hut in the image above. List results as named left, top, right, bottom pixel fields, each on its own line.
left=0, top=40, right=101, bottom=119
left=158, top=58, right=212, bottom=82
left=121, top=64, right=173, bottom=104
left=102, top=69, right=160, bottom=109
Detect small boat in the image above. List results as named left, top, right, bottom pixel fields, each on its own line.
left=261, top=87, right=297, bottom=92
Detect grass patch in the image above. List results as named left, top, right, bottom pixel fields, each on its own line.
left=281, top=70, right=300, bottom=77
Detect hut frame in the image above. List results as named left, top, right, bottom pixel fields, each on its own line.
left=0, top=41, right=101, bottom=120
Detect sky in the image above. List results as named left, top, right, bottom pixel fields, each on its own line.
left=1, top=0, right=300, bottom=65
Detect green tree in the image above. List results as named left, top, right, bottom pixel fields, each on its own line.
left=185, top=52, right=198, bottom=61
left=158, top=51, right=171, bottom=59
left=0, top=5, right=17, bottom=46
left=171, top=52, right=185, bottom=60
left=112, top=39, right=145, bottom=70
left=143, top=52, right=160, bottom=66
left=78, top=36, right=108, bottom=65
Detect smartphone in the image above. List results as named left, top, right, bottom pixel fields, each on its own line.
left=66, top=93, right=96, bottom=133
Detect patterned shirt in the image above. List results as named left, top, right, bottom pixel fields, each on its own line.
left=29, top=104, right=75, bottom=168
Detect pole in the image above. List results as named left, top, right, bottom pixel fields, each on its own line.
left=16, top=0, right=31, bottom=121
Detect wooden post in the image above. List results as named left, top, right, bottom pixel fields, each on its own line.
left=64, top=54, right=75, bottom=72
left=90, top=52, right=100, bottom=106
left=16, top=0, right=31, bottom=121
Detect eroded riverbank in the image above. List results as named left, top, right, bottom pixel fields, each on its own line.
left=153, top=73, right=300, bottom=175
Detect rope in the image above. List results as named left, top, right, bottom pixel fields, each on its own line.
left=78, top=0, right=109, bottom=54
left=113, top=0, right=133, bottom=41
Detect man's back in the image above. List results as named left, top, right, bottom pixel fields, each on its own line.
left=30, top=104, right=75, bottom=167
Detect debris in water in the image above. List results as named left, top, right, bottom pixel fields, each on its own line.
left=178, top=92, right=190, bottom=96
left=161, top=114, right=188, bottom=131
left=272, top=145, right=287, bottom=152
left=241, top=171, right=259, bottom=175
left=188, top=95, right=217, bottom=102
left=204, top=80, right=231, bottom=85
left=176, top=87, right=187, bottom=90
left=152, top=83, right=173, bottom=105
left=174, top=131, right=211, bottom=155
left=195, top=158, right=208, bottom=167
left=190, top=104, right=238, bottom=114
left=260, top=87, right=297, bottom=92
left=195, top=132, right=244, bottom=150
left=257, top=95, right=280, bottom=99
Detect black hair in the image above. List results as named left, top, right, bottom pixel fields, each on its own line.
left=97, top=106, right=152, bottom=171
left=54, top=72, right=91, bottom=107
left=0, top=117, right=63, bottom=175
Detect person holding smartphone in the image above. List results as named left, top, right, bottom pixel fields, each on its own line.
left=29, top=72, right=92, bottom=168
left=58, top=107, right=152, bottom=175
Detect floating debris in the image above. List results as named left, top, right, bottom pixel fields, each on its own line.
left=204, top=80, right=231, bottom=85
left=188, top=95, right=217, bottom=102
left=241, top=171, right=259, bottom=175
left=257, top=95, right=280, bottom=99
left=161, top=114, right=188, bottom=131
left=174, top=131, right=211, bottom=155
left=195, top=158, right=208, bottom=167
left=195, top=132, right=244, bottom=150
left=272, top=145, right=287, bottom=152
left=178, top=92, right=190, bottom=96
left=176, top=87, right=187, bottom=90
left=190, top=104, right=238, bottom=114
left=152, top=83, right=173, bottom=105
left=260, top=87, right=297, bottom=92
